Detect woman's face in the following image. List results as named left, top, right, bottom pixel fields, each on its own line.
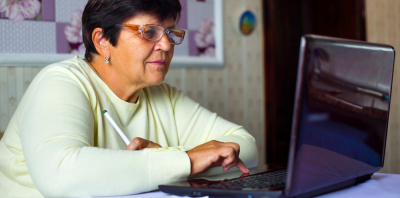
left=107, top=13, right=175, bottom=87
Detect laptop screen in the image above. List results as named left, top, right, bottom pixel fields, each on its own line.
left=286, top=35, right=395, bottom=197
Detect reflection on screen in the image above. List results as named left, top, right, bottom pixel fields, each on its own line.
left=288, top=37, right=395, bottom=196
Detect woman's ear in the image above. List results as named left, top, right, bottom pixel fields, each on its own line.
left=92, top=27, right=110, bottom=59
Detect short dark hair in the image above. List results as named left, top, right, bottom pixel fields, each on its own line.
left=82, top=0, right=182, bottom=62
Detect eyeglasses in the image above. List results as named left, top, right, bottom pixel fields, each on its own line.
left=117, top=24, right=185, bottom=45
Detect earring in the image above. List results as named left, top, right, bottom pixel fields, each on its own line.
left=104, top=57, right=110, bottom=64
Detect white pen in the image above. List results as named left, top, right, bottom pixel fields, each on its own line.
left=103, top=110, right=130, bottom=145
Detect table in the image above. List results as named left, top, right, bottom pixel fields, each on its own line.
left=316, top=173, right=400, bottom=198
left=100, top=173, right=400, bottom=198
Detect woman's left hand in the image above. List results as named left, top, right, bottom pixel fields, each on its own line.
left=126, top=137, right=162, bottom=150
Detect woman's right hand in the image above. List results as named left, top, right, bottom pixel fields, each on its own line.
left=186, top=140, right=249, bottom=176
left=126, top=137, right=162, bottom=150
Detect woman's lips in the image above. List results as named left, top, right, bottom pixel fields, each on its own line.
left=148, top=60, right=166, bottom=66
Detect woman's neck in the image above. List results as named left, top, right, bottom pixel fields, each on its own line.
left=84, top=58, right=141, bottom=103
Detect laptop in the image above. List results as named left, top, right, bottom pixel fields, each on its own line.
left=159, top=35, right=396, bottom=198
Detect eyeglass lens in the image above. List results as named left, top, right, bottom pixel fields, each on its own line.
left=144, top=25, right=184, bottom=44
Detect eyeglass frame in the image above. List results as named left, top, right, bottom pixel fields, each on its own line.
left=116, top=24, right=186, bottom=45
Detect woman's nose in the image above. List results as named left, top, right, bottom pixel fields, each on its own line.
left=155, top=34, right=172, bottom=51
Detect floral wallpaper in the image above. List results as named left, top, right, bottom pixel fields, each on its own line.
left=194, top=15, right=215, bottom=57
left=64, top=9, right=84, bottom=54
left=0, top=0, right=41, bottom=22
left=0, top=0, right=216, bottom=58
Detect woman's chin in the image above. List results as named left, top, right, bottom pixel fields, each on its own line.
left=148, top=77, right=166, bottom=86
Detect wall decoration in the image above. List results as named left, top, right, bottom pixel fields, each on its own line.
left=194, top=15, right=215, bottom=57
left=174, top=0, right=223, bottom=67
left=0, top=0, right=42, bottom=22
left=64, top=9, right=85, bottom=54
left=239, top=10, right=256, bottom=35
left=0, top=0, right=224, bottom=68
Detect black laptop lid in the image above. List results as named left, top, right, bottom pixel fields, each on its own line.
left=285, top=35, right=395, bottom=197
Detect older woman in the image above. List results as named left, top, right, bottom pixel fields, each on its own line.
left=0, top=0, right=257, bottom=197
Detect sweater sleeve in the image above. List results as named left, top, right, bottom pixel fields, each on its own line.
left=20, top=68, right=190, bottom=197
left=164, top=84, right=258, bottom=174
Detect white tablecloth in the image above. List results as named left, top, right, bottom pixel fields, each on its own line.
left=316, top=173, right=400, bottom=198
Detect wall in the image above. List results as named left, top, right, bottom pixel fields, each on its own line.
left=365, top=0, right=400, bottom=174
left=0, top=0, right=266, bottom=166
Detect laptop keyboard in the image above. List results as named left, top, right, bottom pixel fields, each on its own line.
left=207, top=170, right=287, bottom=189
